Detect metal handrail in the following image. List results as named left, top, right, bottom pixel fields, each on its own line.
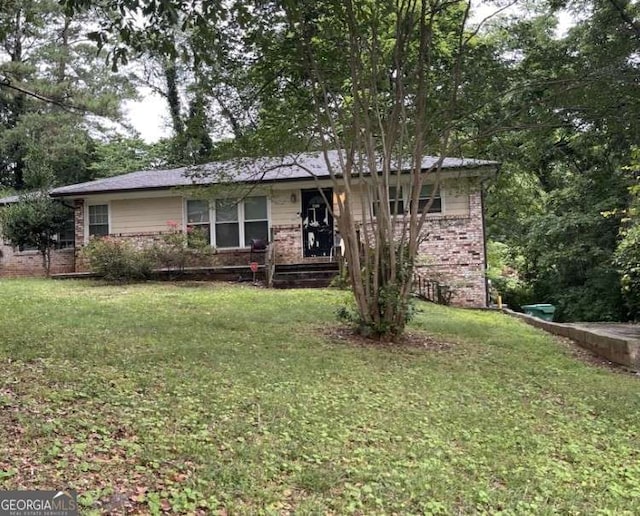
left=412, top=270, right=452, bottom=305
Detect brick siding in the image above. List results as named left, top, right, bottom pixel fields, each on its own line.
left=0, top=245, right=75, bottom=277
left=416, top=190, right=487, bottom=307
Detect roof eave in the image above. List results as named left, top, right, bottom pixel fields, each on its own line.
left=49, top=163, right=500, bottom=198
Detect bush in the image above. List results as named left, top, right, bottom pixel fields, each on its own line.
left=147, top=222, right=212, bottom=274
left=614, top=224, right=640, bottom=320
left=83, top=236, right=153, bottom=282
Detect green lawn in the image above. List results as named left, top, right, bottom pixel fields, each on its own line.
left=1, top=280, right=639, bottom=514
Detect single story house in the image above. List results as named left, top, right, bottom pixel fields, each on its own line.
left=0, top=150, right=498, bottom=306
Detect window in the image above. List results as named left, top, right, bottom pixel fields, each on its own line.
left=388, top=186, right=404, bottom=215
left=373, top=186, right=404, bottom=217
left=186, top=200, right=211, bottom=246
left=88, top=204, right=109, bottom=237
left=417, top=184, right=442, bottom=213
left=56, top=215, right=75, bottom=249
left=186, top=197, right=269, bottom=249
left=215, top=199, right=239, bottom=248
left=243, top=196, right=269, bottom=246
left=372, top=184, right=442, bottom=216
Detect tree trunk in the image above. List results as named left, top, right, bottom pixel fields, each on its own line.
left=164, top=57, right=184, bottom=136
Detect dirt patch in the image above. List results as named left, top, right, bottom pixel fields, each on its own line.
left=553, top=334, right=639, bottom=376
left=323, top=325, right=453, bottom=352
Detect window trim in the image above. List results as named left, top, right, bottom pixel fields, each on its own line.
left=86, top=203, right=110, bottom=242
left=184, top=196, right=271, bottom=249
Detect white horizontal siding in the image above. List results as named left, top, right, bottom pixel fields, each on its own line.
left=110, top=196, right=183, bottom=234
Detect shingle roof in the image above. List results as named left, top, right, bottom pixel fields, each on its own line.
left=50, top=150, right=498, bottom=197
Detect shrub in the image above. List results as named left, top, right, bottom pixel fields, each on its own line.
left=147, top=222, right=212, bottom=273
left=148, top=223, right=189, bottom=273
left=83, top=236, right=153, bottom=282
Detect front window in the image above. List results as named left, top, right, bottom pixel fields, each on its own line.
left=215, top=199, right=240, bottom=248
left=372, top=184, right=442, bottom=216
left=88, top=204, right=109, bottom=237
left=373, top=186, right=404, bottom=217
left=186, top=200, right=211, bottom=246
left=185, top=197, right=269, bottom=249
left=243, top=196, right=269, bottom=246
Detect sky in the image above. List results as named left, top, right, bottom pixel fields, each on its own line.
left=123, top=2, right=575, bottom=144
left=123, top=88, right=171, bottom=143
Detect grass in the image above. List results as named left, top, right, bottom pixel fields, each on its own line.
left=1, top=279, right=639, bottom=514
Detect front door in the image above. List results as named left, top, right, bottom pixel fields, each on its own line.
left=301, top=188, right=333, bottom=257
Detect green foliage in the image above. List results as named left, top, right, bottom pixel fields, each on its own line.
left=482, top=0, right=640, bottom=322
left=614, top=152, right=640, bottom=319
left=83, top=236, right=153, bottom=282
left=0, top=0, right=135, bottom=189
left=328, top=263, right=350, bottom=289
left=147, top=222, right=211, bottom=273
left=337, top=287, right=416, bottom=339
left=2, top=281, right=640, bottom=513
left=486, top=240, right=533, bottom=309
left=88, top=138, right=169, bottom=178
left=615, top=224, right=640, bottom=320
left=0, top=191, right=71, bottom=274
left=520, top=156, right=630, bottom=321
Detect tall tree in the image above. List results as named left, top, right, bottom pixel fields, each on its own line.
left=0, top=0, right=135, bottom=189
left=481, top=0, right=640, bottom=321
left=261, top=0, right=495, bottom=338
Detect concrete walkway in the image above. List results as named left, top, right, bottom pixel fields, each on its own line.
left=567, top=323, right=640, bottom=341
left=505, top=310, right=640, bottom=371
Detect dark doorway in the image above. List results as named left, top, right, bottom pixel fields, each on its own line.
left=301, top=188, right=333, bottom=257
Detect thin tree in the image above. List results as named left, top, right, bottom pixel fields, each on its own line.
left=277, top=0, right=476, bottom=338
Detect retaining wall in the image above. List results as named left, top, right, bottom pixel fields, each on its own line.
left=505, top=309, right=640, bottom=371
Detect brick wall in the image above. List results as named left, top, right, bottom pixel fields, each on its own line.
left=74, top=199, right=84, bottom=245
left=271, top=224, right=303, bottom=263
left=75, top=232, right=266, bottom=273
left=268, top=192, right=487, bottom=307
left=0, top=244, right=75, bottom=277
left=416, top=190, right=487, bottom=307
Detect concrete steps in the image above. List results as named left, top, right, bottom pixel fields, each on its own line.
left=272, top=262, right=339, bottom=289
